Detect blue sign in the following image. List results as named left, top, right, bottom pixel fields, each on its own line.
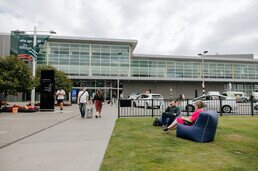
left=71, top=89, right=78, bottom=103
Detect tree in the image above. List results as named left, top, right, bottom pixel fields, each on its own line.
left=0, top=55, right=33, bottom=101
left=35, top=65, right=72, bottom=95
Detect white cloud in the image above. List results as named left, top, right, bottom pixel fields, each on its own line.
left=0, top=0, right=257, bottom=58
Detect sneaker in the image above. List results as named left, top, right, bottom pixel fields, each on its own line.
left=163, top=127, right=168, bottom=132
left=95, top=115, right=98, bottom=118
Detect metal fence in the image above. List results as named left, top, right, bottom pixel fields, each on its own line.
left=118, top=97, right=258, bottom=117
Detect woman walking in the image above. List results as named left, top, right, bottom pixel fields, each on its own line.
left=94, top=90, right=104, bottom=118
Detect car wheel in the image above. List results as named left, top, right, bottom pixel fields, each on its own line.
left=254, top=105, right=258, bottom=110
left=186, top=105, right=195, bottom=112
left=222, top=105, right=232, bottom=113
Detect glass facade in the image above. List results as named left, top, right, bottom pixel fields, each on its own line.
left=37, top=39, right=258, bottom=82
left=38, top=42, right=130, bottom=77
left=131, top=59, right=258, bottom=80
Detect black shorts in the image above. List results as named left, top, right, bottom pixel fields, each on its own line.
left=57, top=99, right=64, bottom=104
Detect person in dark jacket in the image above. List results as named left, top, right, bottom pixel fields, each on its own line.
left=161, top=100, right=180, bottom=127
left=94, top=89, right=104, bottom=118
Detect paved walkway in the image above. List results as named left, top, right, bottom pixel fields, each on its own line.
left=0, top=103, right=117, bottom=171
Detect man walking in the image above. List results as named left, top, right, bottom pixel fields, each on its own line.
left=56, top=88, right=65, bottom=112
left=77, top=87, right=89, bottom=119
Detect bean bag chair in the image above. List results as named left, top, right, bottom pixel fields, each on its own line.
left=176, top=111, right=218, bottom=142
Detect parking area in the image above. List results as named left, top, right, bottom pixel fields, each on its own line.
left=118, top=99, right=258, bottom=117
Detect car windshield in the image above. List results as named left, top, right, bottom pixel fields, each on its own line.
left=152, top=95, right=162, bottom=99
left=195, top=95, right=226, bottom=100
left=220, top=96, right=226, bottom=100
left=253, top=92, right=258, bottom=96
left=194, top=96, right=206, bottom=100
left=138, top=94, right=149, bottom=99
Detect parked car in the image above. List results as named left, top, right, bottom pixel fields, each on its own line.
left=221, top=91, right=249, bottom=103
left=180, top=95, right=238, bottom=113
left=128, top=93, right=141, bottom=99
left=133, top=93, right=164, bottom=109
left=206, top=91, right=220, bottom=96
left=254, top=103, right=258, bottom=110
left=252, top=92, right=258, bottom=102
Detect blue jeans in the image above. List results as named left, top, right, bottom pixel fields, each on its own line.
left=79, top=103, right=86, bottom=117
left=161, top=112, right=176, bottom=126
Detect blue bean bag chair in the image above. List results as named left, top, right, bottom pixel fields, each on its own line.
left=176, top=111, right=218, bottom=142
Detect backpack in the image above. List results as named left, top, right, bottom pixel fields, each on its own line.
left=153, top=118, right=161, bottom=126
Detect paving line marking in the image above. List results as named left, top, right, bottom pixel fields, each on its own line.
left=0, top=114, right=78, bottom=150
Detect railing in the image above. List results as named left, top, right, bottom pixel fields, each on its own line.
left=118, top=96, right=258, bottom=117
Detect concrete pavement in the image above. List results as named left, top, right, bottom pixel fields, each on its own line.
left=0, top=103, right=117, bottom=171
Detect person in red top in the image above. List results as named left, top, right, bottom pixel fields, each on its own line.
left=163, top=100, right=205, bottom=132
left=94, top=89, right=104, bottom=118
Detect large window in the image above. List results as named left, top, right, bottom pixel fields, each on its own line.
left=44, top=43, right=130, bottom=77
left=131, top=60, right=166, bottom=77
left=91, top=45, right=130, bottom=76
left=39, top=41, right=258, bottom=81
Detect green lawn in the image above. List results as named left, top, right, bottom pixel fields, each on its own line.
left=100, top=116, right=258, bottom=171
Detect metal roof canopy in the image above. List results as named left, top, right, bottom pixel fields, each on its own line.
left=132, top=54, right=258, bottom=63
left=48, top=35, right=138, bottom=51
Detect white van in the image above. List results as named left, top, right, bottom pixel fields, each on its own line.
left=222, top=91, right=249, bottom=103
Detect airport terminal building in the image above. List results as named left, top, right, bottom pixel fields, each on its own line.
left=1, top=33, right=258, bottom=100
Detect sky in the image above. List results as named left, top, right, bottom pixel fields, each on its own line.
left=0, top=0, right=258, bottom=58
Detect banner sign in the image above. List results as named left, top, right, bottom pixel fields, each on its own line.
left=10, top=31, right=49, bottom=59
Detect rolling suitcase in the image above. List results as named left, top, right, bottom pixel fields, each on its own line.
left=86, top=107, right=93, bottom=118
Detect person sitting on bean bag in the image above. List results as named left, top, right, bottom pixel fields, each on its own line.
left=163, top=100, right=205, bottom=132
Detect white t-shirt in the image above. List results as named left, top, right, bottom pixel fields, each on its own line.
left=56, top=89, right=65, bottom=100
left=78, top=91, right=89, bottom=103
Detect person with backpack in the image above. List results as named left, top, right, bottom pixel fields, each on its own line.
left=77, top=87, right=89, bottom=119
left=161, top=100, right=180, bottom=128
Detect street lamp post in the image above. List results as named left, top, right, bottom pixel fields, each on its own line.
left=31, top=26, right=37, bottom=108
left=30, top=26, right=56, bottom=107
left=117, top=78, right=119, bottom=101
left=117, top=53, right=122, bottom=104
left=198, top=51, right=208, bottom=95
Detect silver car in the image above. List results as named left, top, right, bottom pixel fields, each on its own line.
left=181, top=95, right=238, bottom=113
left=133, top=93, right=165, bottom=109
